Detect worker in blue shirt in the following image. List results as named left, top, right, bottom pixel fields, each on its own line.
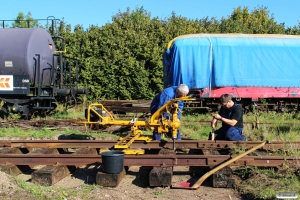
left=150, top=84, right=189, bottom=140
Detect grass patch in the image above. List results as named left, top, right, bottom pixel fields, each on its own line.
left=14, top=177, right=49, bottom=199
left=0, top=126, right=120, bottom=140
left=234, top=167, right=300, bottom=200
left=13, top=175, right=104, bottom=200
left=0, top=127, right=83, bottom=139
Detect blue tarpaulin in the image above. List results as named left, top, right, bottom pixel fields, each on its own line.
left=163, top=34, right=300, bottom=89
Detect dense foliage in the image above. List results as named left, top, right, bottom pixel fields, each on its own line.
left=9, top=7, right=300, bottom=101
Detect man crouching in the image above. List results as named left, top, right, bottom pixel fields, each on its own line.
left=210, top=94, right=245, bottom=141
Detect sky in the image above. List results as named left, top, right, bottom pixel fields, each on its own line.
left=0, top=0, right=299, bottom=30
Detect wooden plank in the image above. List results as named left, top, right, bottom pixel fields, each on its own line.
left=31, top=148, right=97, bottom=186
left=96, top=167, right=125, bottom=187
left=30, top=148, right=59, bottom=154
left=32, top=165, right=70, bottom=186
left=202, top=149, right=234, bottom=188
left=149, top=166, right=173, bottom=186
left=0, top=148, right=31, bottom=175
left=28, top=148, right=60, bottom=169
left=149, top=149, right=175, bottom=187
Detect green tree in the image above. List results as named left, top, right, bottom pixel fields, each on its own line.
left=219, top=6, right=285, bottom=34
left=11, top=12, right=39, bottom=28
left=66, top=7, right=168, bottom=100
left=285, top=21, right=300, bottom=35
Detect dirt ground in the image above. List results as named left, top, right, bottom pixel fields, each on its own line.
left=0, top=165, right=242, bottom=200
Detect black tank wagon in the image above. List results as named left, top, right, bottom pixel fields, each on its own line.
left=0, top=28, right=87, bottom=119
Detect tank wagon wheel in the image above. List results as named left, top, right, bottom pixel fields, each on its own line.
left=38, top=110, right=48, bottom=118
left=20, top=114, right=30, bottom=120
left=0, top=105, right=17, bottom=120
left=0, top=109, right=8, bottom=120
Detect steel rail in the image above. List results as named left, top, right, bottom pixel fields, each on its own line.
left=1, top=119, right=296, bottom=126
left=0, top=154, right=298, bottom=167
left=1, top=140, right=300, bottom=151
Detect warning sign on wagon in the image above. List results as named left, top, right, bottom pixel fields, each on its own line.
left=0, top=75, right=13, bottom=91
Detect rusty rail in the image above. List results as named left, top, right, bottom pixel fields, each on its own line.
left=0, top=154, right=298, bottom=167
left=1, top=140, right=300, bottom=151
left=1, top=118, right=297, bottom=128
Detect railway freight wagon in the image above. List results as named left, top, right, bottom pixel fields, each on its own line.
left=0, top=28, right=86, bottom=119
left=163, top=34, right=300, bottom=112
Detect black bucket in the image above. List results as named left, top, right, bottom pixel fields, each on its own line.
left=101, top=150, right=124, bottom=173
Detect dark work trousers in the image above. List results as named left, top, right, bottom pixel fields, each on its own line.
left=210, top=126, right=245, bottom=141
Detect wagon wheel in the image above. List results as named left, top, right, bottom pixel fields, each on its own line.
left=39, top=110, right=48, bottom=118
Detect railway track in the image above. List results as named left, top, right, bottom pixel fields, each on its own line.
left=1, top=140, right=300, bottom=151
left=0, top=139, right=299, bottom=187
left=0, top=115, right=299, bottom=188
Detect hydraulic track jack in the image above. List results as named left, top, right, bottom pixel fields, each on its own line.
left=84, top=97, right=195, bottom=154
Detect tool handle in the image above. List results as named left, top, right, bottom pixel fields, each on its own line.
left=211, top=128, right=215, bottom=140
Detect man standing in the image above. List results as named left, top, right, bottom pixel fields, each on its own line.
left=211, top=94, right=245, bottom=141
left=150, top=84, right=189, bottom=140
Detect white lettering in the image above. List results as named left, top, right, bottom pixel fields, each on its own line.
left=276, top=192, right=298, bottom=199
left=22, top=79, right=30, bottom=83
left=5, top=61, right=13, bottom=67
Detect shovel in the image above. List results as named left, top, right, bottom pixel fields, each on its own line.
left=172, top=141, right=266, bottom=190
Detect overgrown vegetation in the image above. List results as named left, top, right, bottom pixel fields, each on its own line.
left=234, top=167, right=300, bottom=200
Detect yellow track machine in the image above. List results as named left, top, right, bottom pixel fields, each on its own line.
left=84, top=97, right=195, bottom=154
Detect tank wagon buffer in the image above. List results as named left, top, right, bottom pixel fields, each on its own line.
left=84, top=96, right=195, bottom=154
left=0, top=28, right=87, bottom=119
